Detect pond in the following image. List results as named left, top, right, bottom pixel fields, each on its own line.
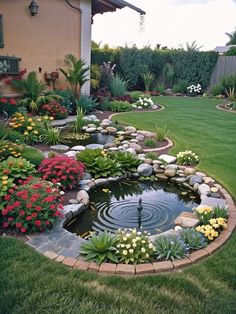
left=65, top=179, right=200, bottom=237
left=64, top=132, right=115, bottom=148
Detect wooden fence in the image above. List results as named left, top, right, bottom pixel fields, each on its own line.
left=210, top=56, right=236, bottom=87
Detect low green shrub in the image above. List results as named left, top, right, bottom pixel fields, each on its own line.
left=145, top=152, right=158, bottom=160
left=172, top=80, right=188, bottom=93
left=211, top=84, right=224, bottom=96
left=76, top=148, right=102, bottom=171
left=154, top=236, right=189, bottom=261
left=109, top=100, right=132, bottom=112
left=80, top=231, right=118, bottom=265
left=129, top=91, right=143, bottom=102
left=116, top=229, right=156, bottom=264
left=144, top=138, right=156, bottom=148
left=180, top=228, right=207, bottom=250
left=21, top=147, right=44, bottom=167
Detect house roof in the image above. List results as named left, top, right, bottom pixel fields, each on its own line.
left=214, top=45, right=236, bottom=54
left=92, top=0, right=145, bottom=16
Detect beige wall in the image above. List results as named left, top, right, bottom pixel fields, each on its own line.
left=1, top=0, right=82, bottom=94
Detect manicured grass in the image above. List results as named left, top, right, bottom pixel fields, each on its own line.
left=1, top=96, right=236, bottom=314
left=114, top=97, right=236, bottom=199
left=1, top=235, right=236, bottom=314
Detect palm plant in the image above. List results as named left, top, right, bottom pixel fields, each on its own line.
left=12, top=71, right=59, bottom=113
left=141, top=72, right=155, bottom=93
left=90, top=64, right=101, bottom=90
left=60, top=54, right=89, bottom=98
left=225, top=29, right=236, bottom=45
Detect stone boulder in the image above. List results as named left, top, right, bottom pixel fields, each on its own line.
left=106, top=126, right=117, bottom=133
left=189, top=175, right=203, bottom=186
left=184, top=168, right=196, bottom=176
left=164, top=169, right=176, bottom=177
left=125, top=126, right=137, bottom=133
left=158, top=154, right=177, bottom=164
left=137, top=130, right=156, bottom=138
left=137, top=163, right=153, bottom=176
left=129, top=143, right=143, bottom=153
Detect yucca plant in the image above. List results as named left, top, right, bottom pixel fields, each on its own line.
left=225, top=86, right=236, bottom=101
left=141, top=72, right=155, bottom=93
left=60, top=54, right=89, bottom=98
left=109, top=75, right=129, bottom=97
left=155, top=125, right=169, bottom=141
left=80, top=231, right=118, bottom=265
left=12, top=72, right=59, bottom=113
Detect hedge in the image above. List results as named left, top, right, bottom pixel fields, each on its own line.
left=91, top=47, right=218, bottom=90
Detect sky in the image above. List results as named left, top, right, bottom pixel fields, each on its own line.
left=92, top=0, right=236, bottom=51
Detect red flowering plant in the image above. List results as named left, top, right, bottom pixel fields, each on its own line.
left=0, top=97, right=18, bottom=117
left=40, top=101, right=68, bottom=120
left=38, top=155, right=84, bottom=190
left=1, top=177, right=63, bottom=234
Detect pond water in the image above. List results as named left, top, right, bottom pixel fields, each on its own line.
left=65, top=179, right=200, bottom=237
left=65, top=133, right=115, bottom=148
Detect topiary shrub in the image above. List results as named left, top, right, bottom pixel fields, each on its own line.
left=38, top=156, right=84, bottom=190
left=1, top=177, right=63, bottom=234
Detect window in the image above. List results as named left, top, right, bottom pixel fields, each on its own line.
left=0, top=15, right=4, bottom=48
left=0, top=56, right=21, bottom=75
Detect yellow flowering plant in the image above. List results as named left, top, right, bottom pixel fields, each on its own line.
left=9, top=112, right=54, bottom=144
left=195, top=225, right=219, bottom=241
left=194, top=205, right=214, bottom=225
left=0, top=138, right=23, bottom=161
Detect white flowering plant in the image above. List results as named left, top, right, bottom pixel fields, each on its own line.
left=187, top=83, right=202, bottom=95
left=115, top=228, right=156, bottom=264
left=176, top=150, right=199, bottom=165
left=134, top=95, right=154, bottom=109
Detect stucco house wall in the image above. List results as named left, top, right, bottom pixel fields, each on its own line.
left=0, top=0, right=92, bottom=94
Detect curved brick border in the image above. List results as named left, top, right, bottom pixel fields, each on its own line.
left=216, top=104, right=236, bottom=114
left=36, top=180, right=236, bottom=276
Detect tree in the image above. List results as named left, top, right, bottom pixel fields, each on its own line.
left=225, top=29, right=236, bottom=45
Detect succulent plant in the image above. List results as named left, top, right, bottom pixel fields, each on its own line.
left=180, top=228, right=207, bottom=250
left=154, top=236, right=189, bottom=261
left=80, top=231, right=118, bottom=265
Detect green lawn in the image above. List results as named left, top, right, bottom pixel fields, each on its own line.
left=1, top=97, right=236, bottom=314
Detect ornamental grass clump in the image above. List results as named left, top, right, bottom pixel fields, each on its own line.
left=80, top=231, right=118, bottom=265
left=116, top=229, right=156, bottom=264
left=176, top=150, right=199, bottom=165
left=38, top=156, right=84, bottom=190
left=154, top=236, right=189, bottom=261
left=1, top=178, right=63, bottom=234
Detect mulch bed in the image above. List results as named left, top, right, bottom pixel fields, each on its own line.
left=218, top=104, right=236, bottom=112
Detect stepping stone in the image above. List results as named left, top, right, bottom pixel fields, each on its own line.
left=56, top=248, right=79, bottom=259
left=71, top=145, right=86, bottom=151
left=86, top=144, right=104, bottom=150
left=50, top=144, right=70, bottom=151
left=159, top=154, right=176, bottom=164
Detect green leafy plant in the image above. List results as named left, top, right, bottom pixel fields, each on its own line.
left=111, top=152, right=141, bottom=172
left=76, top=148, right=102, bottom=172
left=1, top=177, right=63, bottom=234
left=109, top=100, right=132, bottom=112
left=176, top=150, right=199, bottom=165
left=39, top=125, right=62, bottom=146
left=59, top=54, right=89, bottom=98
left=76, top=95, right=97, bottom=113
left=0, top=157, right=36, bottom=182
left=211, top=84, right=224, bottom=96
left=0, top=138, right=23, bottom=161
left=129, top=91, right=143, bottom=102
left=213, top=206, right=228, bottom=219
left=162, top=62, right=174, bottom=87
left=21, top=147, right=44, bottom=167
left=12, top=72, right=59, bottom=112
left=73, top=108, right=85, bottom=133
left=155, top=82, right=166, bottom=95
left=225, top=86, right=236, bottom=101
left=180, top=228, right=207, bottom=250
left=141, top=72, right=155, bottom=93
left=54, top=89, right=76, bottom=114
left=154, top=236, right=189, bottom=261
left=145, top=152, right=158, bottom=160
left=116, top=229, right=156, bottom=264
left=0, top=122, right=25, bottom=143
left=172, top=80, right=189, bottom=93
left=155, top=125, right=169, bottom=142
left=80, top=231, right=118, bottom=265
left=91, top=156, right=122, bottom=179
left=109, top=75, right=129, bottom=97
left=144, top=138, right=156, bottom=148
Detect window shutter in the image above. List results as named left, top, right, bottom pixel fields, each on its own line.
left=0, top=15, right=4, bottom=48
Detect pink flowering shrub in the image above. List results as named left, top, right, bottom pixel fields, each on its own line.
left=38, top=155, right=84, bottom=190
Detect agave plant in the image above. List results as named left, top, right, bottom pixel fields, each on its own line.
left=60, top=54, right=89, bottom=98
left=12, top=71, right=60, bottom=112
left=80, top=231, right=118, bottom=265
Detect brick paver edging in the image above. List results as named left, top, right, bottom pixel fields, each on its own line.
left=216, top=104, right=236, bottom=114
left=42, top=186, right=236, bottom=276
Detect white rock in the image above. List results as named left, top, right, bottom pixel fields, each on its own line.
left=159, top=154, right=177, bottom=164
left=71, top=145, right=86, bottom=151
